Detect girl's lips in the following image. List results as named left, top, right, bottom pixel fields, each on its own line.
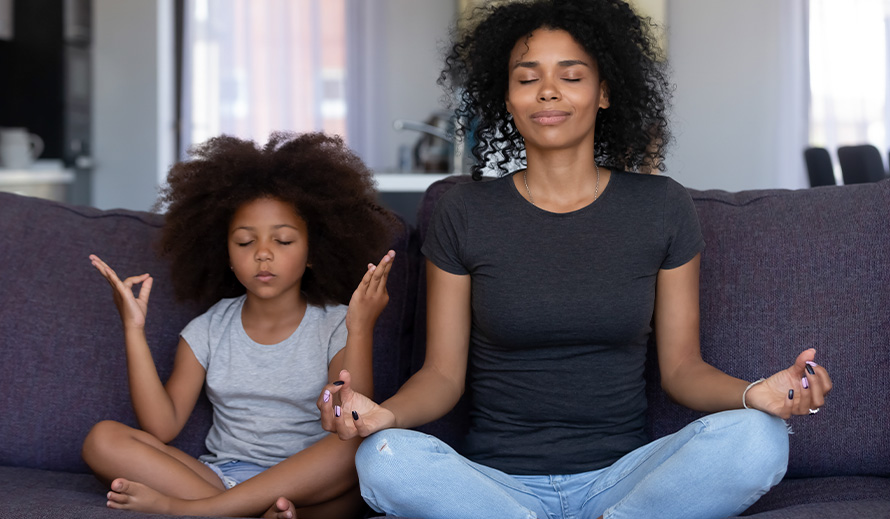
left=256, top=271, right=275, bottom=282
left=531, top=110, right=570, bottom=125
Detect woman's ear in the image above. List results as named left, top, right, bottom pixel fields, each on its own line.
left=599, top=81, right=610, bottom=109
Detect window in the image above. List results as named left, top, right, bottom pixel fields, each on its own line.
left=809, top=0, right=889, bottom=172
left=180, top=0, right=346, bottom=155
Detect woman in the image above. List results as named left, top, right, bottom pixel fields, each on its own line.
left=320, top=1, right=832, bottom=518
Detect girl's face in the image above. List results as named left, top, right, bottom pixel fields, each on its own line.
left=228, top=197, right=309, bottom=303
left=505, top=28, right=610, bottom=155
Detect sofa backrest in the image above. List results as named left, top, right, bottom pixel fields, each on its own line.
left=0, top=192, right=416, bottom=474
left=647, top=180, right=890, bottom=478
left=0, top=193, right=212, bottom=473
left=413, top=176, right=890, bottom=479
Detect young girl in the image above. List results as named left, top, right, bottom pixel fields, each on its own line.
left=321, top=2, right=832, bottom=519
left=82, top=131, right=396, bottom=519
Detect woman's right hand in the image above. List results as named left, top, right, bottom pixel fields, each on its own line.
left=89, top=254, right=153, bottom=330
left=318, top=369, right=395, bottom=439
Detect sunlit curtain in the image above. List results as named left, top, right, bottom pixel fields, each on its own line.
left=809, top=0, right=889, bottom=177
left=181, top=0, right=346, bottom=154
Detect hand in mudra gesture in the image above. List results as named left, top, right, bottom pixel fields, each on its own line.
left=745, top=348, right=832, bottom=419
left=90, top=254, right=153, bottom=330
left=317, top=369, right=396, bottom=440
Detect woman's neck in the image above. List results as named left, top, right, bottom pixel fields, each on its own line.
left=517, top=147, right=610, bottom=212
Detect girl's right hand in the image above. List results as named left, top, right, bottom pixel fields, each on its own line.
left=89, top=254, right=153, bottom=330
left=318, top=369, right=395, bottom=439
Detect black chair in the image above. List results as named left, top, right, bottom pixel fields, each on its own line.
left=803, top=147, right=837, bottom=187
left=837, top=144, right=888, bottom=184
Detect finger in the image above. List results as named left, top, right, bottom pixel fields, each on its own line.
left=792, top=348, right=817, bottom=375
left=356, top=263, right=374, bottom=294
left=376, top=251, right=396, bottom=291
left=369, top=252, right=393, bottom=292
left=317, top=379, right=346, bottom=432
left=136, top=276, right=153, bottom=305
left=351, top=409, right=370, bottom=437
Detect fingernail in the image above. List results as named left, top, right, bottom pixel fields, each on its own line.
left=352, top=410, right=359, bottom=420
left=806, top=364, right=816, bottom=375
left=801, top=377, right=809, bottom=389
left=335, top=405, right=341, bottom=417
left=323, top=390, right=330, bottom=403
left=788, top=389, right=795, bottom=400
left=333, top=380, right=345, bottom=386
left=806, top=360, right=818, bottom=367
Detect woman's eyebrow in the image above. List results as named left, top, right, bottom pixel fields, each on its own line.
left=512, top=59, right=590, bottom=70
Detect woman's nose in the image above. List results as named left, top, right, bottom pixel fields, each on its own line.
left=538, top=78, right=560, bottom=101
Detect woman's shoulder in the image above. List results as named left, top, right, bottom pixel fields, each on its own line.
left=436, top=174, right=515, bottom=209
left=611, top=171, right=691, bottom=200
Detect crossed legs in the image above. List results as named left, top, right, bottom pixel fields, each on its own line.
left=82, top=420, right=365, bottom=518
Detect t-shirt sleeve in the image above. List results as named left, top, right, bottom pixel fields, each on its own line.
left=421, top=186, right=470, bottom=275
left=661, top=178, right=705, bottom=270
left=180, top=310, right=212, bottom=370
left=326, top=305, right=348, bottom=364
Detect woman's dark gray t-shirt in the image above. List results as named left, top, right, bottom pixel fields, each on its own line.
left=421, top=171, right=705, bottom=475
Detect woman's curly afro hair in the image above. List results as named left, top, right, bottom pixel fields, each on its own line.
left=440, top=0, right=671, bottom=179
left=155, top=132, right=396, bottom=307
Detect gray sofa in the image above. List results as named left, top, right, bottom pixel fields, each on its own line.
left=0, top=176, right=888, bottom=519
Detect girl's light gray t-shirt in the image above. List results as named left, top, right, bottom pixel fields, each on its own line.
left=422, top=171, right=705, bottom=475
left=181, top=295, right=347, bottom=467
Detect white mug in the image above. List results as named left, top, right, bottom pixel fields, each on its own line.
left=0, top=127, right=44, bottom=169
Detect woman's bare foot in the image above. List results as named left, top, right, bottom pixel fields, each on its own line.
left=263, top=496, right=297, bottom=519
left=106, top=478, right=174, bottom=514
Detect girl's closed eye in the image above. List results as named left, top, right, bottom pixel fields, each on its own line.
left=236, top=240, right=254, bottom=247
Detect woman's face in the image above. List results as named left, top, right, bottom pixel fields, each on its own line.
left=505, top=28, right=609, bottom=155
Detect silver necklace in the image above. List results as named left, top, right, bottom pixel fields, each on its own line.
left=523, top=163, right=600, bottom=207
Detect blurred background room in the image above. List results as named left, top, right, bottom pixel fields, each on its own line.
left=0, top=0, right=888, bottom=223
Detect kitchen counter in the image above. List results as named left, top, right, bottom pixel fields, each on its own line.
left=0, top=161, right=75, bottom=202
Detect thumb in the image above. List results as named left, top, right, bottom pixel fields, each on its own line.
left=792, top=348, right=816, bottom=372
left=337, top=369, right=354, bottom=401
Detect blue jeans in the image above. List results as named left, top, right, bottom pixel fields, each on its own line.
left=356, top=410, right=789, bottom=519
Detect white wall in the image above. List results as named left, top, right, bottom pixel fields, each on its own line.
left=666, top=0, right=809, bottom=191
left=348, top=0, right=455, bottom=172
left=92, top=0, right=174, bottom=211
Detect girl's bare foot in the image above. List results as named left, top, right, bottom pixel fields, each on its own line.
left=263, top=496, right=297, bottom=519
left=106, top=478, right=174, bottom=514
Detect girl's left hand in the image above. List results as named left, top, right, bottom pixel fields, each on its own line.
left=345, top=250, right=395, bottom=332
left=745, top=348, right=833, bottom=419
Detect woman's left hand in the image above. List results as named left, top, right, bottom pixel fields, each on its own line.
left=745, top=348, right=833, bottom=419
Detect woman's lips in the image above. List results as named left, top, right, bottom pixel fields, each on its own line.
left=531, top=110, right=570, bottom=125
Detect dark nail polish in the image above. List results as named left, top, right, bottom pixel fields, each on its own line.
left=333, top=381, right=345, bottom=386
left=352, top=411, right=359, bottom=420
left=788, top=389, right=795, bottom=400
left=806, top=364, right=815, bottom=375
